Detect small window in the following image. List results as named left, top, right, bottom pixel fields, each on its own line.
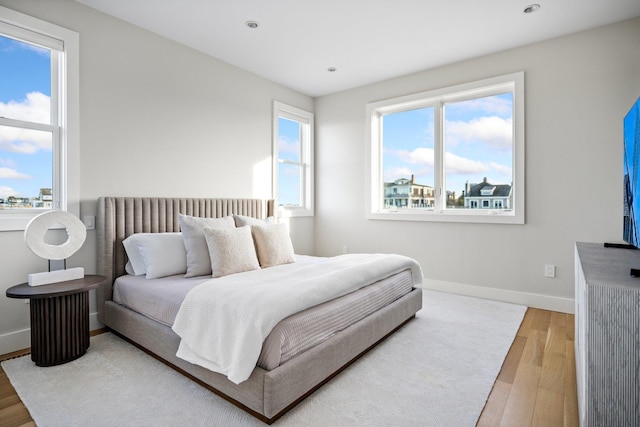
left=366, top=72, right=524, bottom=224
left=0, top=6, right=79, bottom=231
left=273, top=101, right=314, bottom=217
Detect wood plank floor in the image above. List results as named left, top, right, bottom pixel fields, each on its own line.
left=0, top=308, right=578, bottom=427
left=477, top=307, right=579, bottom=426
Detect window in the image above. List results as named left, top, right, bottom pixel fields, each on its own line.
left=366, top=72, right=524, bottom=224
left=0, top=6, right=79, bottom=231
left=273, top=101, right=314, bottom=217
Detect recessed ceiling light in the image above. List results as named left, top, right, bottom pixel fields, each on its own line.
left=327, top=67, right=337, bottom=72
left=523, top=4, right=540, bottom=14
left=246, top=21, right=259, bottom=29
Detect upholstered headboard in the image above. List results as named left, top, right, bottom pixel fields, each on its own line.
left=96, top=197, right=275, bottom=322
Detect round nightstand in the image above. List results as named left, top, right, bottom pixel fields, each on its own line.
left=6, top=275, right=106, bottom=366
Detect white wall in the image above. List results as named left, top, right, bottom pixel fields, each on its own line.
left=0, top=0, right=313, bottom=355
left=314, top=18, right=640, bottom=312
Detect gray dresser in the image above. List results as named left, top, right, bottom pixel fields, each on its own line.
left=574, top=242, right=640, bottom=427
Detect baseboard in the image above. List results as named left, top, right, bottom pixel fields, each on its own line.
left=421, top=278, right=575, bottom=314
left=0, top=328, right=30, bottom=357
left=0, top=311, right=104, bottom=357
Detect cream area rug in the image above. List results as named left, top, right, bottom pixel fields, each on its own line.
left=3, top=290, right=526, bottom=427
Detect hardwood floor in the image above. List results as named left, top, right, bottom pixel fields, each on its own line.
left=477, top=308, right=579, bottom=426
left=0, top=309, right=578, bottom=427
left=0, top=348, right=33, bottom=427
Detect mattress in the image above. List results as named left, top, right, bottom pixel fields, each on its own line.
left=113, top=260, right=413, bottom=370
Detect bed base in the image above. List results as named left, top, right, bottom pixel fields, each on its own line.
left=103, top=288, right=422, bottom=423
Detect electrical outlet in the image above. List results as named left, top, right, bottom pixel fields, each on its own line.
left=342, top=245, right=348, bottom=254
left=544, top=264, right=556, bottom=278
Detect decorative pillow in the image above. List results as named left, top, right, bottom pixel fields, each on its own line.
left=123, top=233, right=187, bottom=279
left=233, top=214, right=276, bottom=227
left=203, top=226, right=260, bottom=278
left=178, top=214, right=235, bottom=277
left=251, top=223, right=295, bottom=268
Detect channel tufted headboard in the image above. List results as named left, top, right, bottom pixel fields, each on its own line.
left=96, top=197, right=274, bottom=323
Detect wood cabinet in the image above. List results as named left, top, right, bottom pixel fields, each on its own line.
left=574, top=242, right=640, bottom=426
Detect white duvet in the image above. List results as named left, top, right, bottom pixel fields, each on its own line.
left=172, top=253, right=423, bottom=384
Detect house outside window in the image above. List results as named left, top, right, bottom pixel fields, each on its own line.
left=0, top=6, right=79, bottom=231
left=366, top=72, right=524, bottom=224
left=272, top=101, right=314, bottom=217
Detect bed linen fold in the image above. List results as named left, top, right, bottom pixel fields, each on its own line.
left=172, top=253, right=422, bottom=384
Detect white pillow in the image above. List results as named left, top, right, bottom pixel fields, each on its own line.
left=124, top=261, right=137, bottom=276
left=122, top=232, right=187, bottom=279
left=179, top=214, right=235, bottom=277
left=251, top=223, right=295, bottom=268
left=203, top=226, right=260, bottom=278
left=233, top=214, right=276, bottom=227
left=122, top=234, right=148, bottom=276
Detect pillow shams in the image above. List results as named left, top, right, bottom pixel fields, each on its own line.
left=123, top=235, right=147, bottom=276
left=233, top=214, right=276, bottom=227
left=179, top=214, right=235, bottom=277
left=251, top=223, right=295, bottom=268
left=123, top=233, right=187, bottom=279
left=203, top=226, right=260, bottom=278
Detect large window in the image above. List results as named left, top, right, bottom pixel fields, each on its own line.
left=273, top=101, right=314, bottom=217
left=367, top=72, right=524, bottom=224
left=0, top=7, right=79, bottom=231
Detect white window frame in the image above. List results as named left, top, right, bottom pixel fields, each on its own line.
left=366, top=72, right=525, bottom=224
left=0, top=6, right=79, bottom=231
left=272, top=101, right=314, bottom=217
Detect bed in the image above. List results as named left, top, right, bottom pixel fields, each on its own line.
left=96, top=197, right=423, bottom=424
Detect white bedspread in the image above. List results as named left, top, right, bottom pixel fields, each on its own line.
left=172, top=253, right=423, bottom=384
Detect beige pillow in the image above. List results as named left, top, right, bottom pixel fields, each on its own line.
left=203, top=226, right=260, bottom=278
left=179, top=214, right=235, bottom=277
left=251, top=223, right=295, bottom=268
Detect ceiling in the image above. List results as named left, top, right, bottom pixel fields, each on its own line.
left=75, top=0, right=640, bottom=97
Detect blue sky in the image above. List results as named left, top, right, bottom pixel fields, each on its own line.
left=277, top=117, right=301, bottom=206
left=383, top=93, right=513, bottom=198
left=0, top=34, right=52, bottom=200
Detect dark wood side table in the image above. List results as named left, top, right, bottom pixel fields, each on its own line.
left=6, top=275, right=106, bottom=367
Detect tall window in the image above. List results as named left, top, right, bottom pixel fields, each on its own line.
left=0, top=7, right=79, bottom=231
left=273, top=101, right=314, bottom=217
left=367, top=72, right=524, bottom=224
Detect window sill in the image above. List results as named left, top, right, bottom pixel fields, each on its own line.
left=0, top=207, right=80, bottom=232
left=367, top=210, right=524, bottom=224
left=278, top=207, right=314, bottom=218
left=0, top=211, right=45, bottom=231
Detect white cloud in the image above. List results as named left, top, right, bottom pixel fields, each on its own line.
left=0, top=167, right=30, bottom=179
left=0, top=158, right=17, bottom=168
left=383, top=166, right=414, bottom=182
left=446, top=116, right=512, bottom=149
left=278, top=136, right=299, bottom=155
left=451, top=96, right=512, bottom=116
left=397, top=147, right=435, bottom=167
left=489, top=161, right=512, bottom=177
left=385, top=143, right=512, bottom=190
left=0, top=92, right=52, bottom=154
left=444, top=151, right=490, bottom=174
left=0, top=92, right=50, bottom=123
left=0, top=185, right=19, bottom=199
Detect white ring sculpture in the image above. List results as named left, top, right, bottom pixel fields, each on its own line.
left=24, top=211, right=87, bottom=260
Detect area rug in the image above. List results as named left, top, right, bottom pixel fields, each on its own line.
left=3, top=290, right=526, bottom=427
